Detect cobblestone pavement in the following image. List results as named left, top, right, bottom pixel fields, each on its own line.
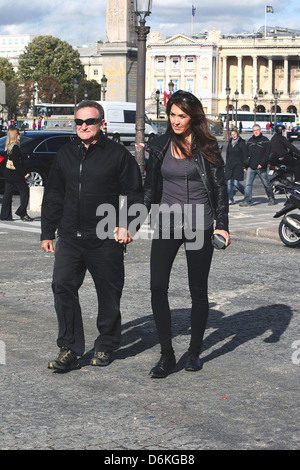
left=0, top=216, right=299, bottom=450
left=1, top=139, right=299, bottom=450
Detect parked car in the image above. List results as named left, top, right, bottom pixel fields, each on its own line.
left=0, top=131, right=76, bottom=192
left=286, top=125, right=300, bottom=142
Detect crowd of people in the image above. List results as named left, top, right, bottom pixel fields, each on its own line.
left=1, top=94, right=300, bottom=377
left=225, top=122, right=300, bottom=207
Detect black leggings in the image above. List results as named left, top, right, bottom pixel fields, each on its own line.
left=150, top=227, right=214, bottom=356
left=0, top=178, right=29, bottom=220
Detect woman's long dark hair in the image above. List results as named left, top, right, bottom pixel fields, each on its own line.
left=166, top=90, right=218, bottom=164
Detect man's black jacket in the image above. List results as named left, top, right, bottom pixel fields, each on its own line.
left=41, top=132, right=143, bottom=240
left=144, top=133, right=229, bottom=232
left=270, top=132, right=300, bottom=157
left=246, top=134, right=270, bottom=169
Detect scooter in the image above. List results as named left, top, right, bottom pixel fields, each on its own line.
left=268, top=162, right=295, bottom=194
left=273, top=183, right=300, bottom=247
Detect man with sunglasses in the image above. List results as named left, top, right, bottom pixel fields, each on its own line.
left=41, top=100, right=143, bottom=372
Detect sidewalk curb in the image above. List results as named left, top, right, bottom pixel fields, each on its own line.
left=231, top=227, right=279, bottom=241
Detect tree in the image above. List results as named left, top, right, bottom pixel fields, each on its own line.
left=0, top=57, right=15, bottom=82
left=18, top=35, right=86, bottom=102
left=0, top=58, right=20, bottom=118
left=77, top=79, right=101, bottom=102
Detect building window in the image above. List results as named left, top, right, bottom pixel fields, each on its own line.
left=173, top=79, right=179, bottom=92
left=172, top=58, right=179, bottom=70
left=157, top=58, right=164, bottom=70
left=157, top=79, right=164, bottom=94
left=187, top=57, right=194, bottom=69
left=186, top=79, right=194, bottom=93
left=94, top=70, right=99, bottom=76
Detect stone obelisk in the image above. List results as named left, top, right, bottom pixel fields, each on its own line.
left=101, top=0, right=138, bottom=101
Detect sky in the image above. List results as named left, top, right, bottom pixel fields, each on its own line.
left=0, top=0, right=300, bottom=47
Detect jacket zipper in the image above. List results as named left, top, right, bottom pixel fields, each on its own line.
left=77, top=144, right=86, bottom=238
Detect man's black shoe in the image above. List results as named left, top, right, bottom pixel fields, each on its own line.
left=90, top=351, right=112, bottom=367
left=149, top=354, right=176, bottom=378
left=185, top=353, right=201, bottom=372
left=48, top=347, right=81, bottom=372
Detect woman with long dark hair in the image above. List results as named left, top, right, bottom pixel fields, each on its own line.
left=0, top=128, right=32, bottom=221
left=144, top=90, right=230, bottom=378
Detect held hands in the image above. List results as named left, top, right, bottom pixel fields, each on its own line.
left=41, top=229, right=132, bottom=252
left=114, top=227, right=132, bottom=244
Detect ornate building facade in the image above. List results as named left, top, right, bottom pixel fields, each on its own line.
left=2, top=18, right=300, bottom=119
left=146, top=27, right=300, bottom=117
left=146, top=31, right=218, bottom=115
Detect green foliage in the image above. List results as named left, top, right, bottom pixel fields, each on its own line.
left=77, top=80, right=101, bottom=102
left=18, top=35, right=86, bottom=101
left=0, top=57, right=16, bottom=82
left=0, top=58, right=20, bottom=117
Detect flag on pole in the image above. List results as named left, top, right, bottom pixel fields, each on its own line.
left=266, top=5, right=274, bottom=13
left=192, top=5, right=196, bottom=17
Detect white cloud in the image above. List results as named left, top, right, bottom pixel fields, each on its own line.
left=0, top=0, right=299, bottom=46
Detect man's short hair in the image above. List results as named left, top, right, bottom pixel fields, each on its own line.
left=252, top=124, right=261, bottom=130
left=76, top=100, right=104, bottom=120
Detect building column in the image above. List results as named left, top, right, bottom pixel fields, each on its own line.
left=237, top=56, right=242, bottom=94
left=268, top=57, right=273, bottom=95
left=165, top=55, right=170, bottom=91
left=283, top=57, right=289, bottom=95
left=181, top=55, right=185, bottom=89
left=252, top=55, right=258, bottom=95
left=222, top=56, right=227, bottom=94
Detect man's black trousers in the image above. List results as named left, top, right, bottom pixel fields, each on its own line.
left=52, top=237, right=125, bottom=356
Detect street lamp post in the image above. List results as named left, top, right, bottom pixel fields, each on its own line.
left=156, top=89, right=160, bottom=118
left=101, top=74, right=108, bottom=101
left=32, top=85, right=36, bottom=117
left=234, top=89, right=239, bottom=128
left=73, top=79, right=78, bottom=129
left=270, top=99, right=274, bottom=128
left=254, top=95, right=258, bottom=124
left=273, top=89, right=279, bottom=128
left=134, top=0, right=152, bottom=178
left=168, top=79, right=174, bottom=94
left=225, top=85, right=231, bottom=139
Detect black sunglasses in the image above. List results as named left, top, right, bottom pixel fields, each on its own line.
left=74, top=118, right=101, bottom=126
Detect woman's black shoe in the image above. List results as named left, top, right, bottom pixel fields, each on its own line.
left=21, top=215, right=34, bottom=222
left=185, top=353, right=201, bottom=371
left=149, top=354, right=176, bottom=378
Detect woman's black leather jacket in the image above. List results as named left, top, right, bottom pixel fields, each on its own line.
left=144, top=133, right=229, bottom=232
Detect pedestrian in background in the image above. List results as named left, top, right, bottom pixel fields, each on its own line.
left=239, top=124, right=275, bottom=206
left=144, top=90, right=230, bottom=378
left=269, top=124, right=300, bottom=184
left=0, top=128, right=33, bottom=221
left=41, top=100, right=143, bottom=372
left=225, top=128, right=247, bottom=204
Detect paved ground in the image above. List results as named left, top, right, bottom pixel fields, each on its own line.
left=0, top=143, right=299, bottom=452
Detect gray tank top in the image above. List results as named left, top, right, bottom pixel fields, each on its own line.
left=160, top=144, right=213, bottom=230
